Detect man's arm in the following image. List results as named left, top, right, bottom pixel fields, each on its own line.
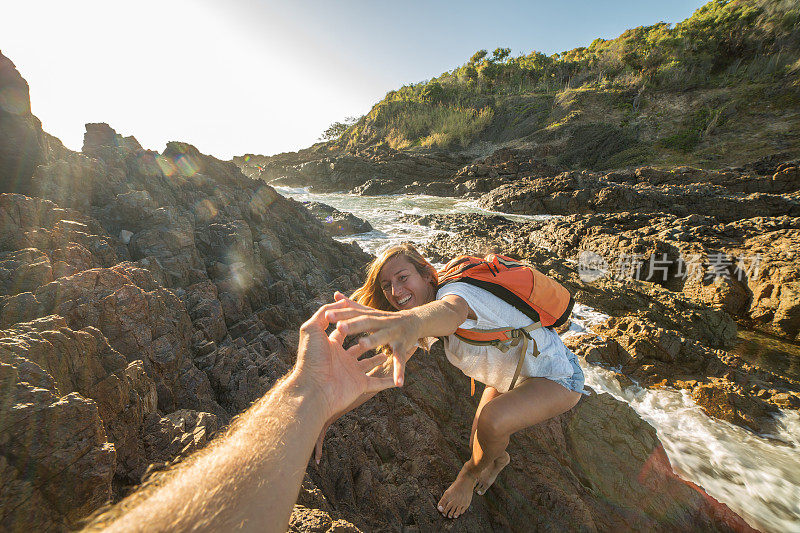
left=92, top=299, right=394, bottom=532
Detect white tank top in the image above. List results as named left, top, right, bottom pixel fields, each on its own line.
left=436, top=282, right=574, bottom=392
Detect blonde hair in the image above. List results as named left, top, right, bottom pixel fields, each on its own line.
left=352, top=243, right=438, bottom=311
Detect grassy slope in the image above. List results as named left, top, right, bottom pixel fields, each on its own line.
left=332, top=0, right=800, bottom=170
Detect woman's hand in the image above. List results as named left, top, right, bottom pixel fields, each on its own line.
left=325, top=292, right=422, bottom=387
left=292, top=299, right=396, bottom=419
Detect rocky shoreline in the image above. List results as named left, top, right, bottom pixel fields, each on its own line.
left=1, top=48, right=796, bottom=531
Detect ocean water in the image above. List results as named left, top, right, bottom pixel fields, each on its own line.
left=278, top=186, right=800, bottom=532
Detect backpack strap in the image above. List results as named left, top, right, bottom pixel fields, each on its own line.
left=508, top=322, right=541, bottom=390
left=454, top=322, right=542, bottom=391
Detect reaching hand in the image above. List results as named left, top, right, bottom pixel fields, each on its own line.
left=324, top=292, right=421, bottom=387
left=292, top=298, right=396, bottom=420
left=313, top=354, right=391, bottom=465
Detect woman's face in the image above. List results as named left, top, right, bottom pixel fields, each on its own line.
left=379, top=255, right=435, bottom=311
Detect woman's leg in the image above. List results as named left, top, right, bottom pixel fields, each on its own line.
left=470, top=386, right=501, bottom=450
left=438, top=386, right=499, bottom=518
left=473, top=377, right=580, bottom=471
left=438, top=378, right=581, bottom=518
left=469, top=387, right=510, bottom=495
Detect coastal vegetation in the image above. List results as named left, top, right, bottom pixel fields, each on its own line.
left=328, top=0, right=800, bottom=169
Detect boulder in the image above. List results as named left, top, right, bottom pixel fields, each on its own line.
left=303, top=202, right=373, bottom=236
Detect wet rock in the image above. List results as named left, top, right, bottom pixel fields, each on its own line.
left=563, top=315, right=796, bottom=433
left=349, top=178, right=399, bottom=196
left=303, top=202, right=372, bottom=236
left=692, top=380, right=775, bottom=433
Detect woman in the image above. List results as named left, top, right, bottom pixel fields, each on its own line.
left=322, top=244, right=588, bottom=519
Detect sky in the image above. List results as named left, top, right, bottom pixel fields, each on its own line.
left=4, top=0, right=707, bottom=160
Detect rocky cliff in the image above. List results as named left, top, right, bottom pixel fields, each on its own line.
left=0, top=51, right=372, bottom=530
left=0, top=49, right=770, bottom=532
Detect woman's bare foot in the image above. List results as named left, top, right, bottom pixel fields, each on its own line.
left=437, top=461, right=478, bottom=518
left=475, top=451, right=510, bottom=495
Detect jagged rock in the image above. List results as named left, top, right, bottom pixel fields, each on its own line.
left=634, top=164, right=800, bottom=194
left=479, top=171, right=800, bottom=223
left=0, top=382, right=115, bottom=531
left=303, top=202, right=372, bottom=236
left=250, top=147, right=468, bottom=194
left=0, top=262, right=224, bottom=418
left=520, top=212, right=800, bottom=341
left=0, top=322, right=119, bottom=529
left=349, top=178, right=399, bottom=196
left=0, top=53, right=44, bottom=194
left=0, top=65, right=371, bottom=527
left=289, top=506, right=361, bottom=532
left=0, top=313, right=223, bottom=529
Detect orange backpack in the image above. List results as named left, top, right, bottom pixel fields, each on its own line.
left=437, top=254, right=574, bottom=393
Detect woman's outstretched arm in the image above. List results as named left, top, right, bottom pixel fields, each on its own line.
left=325, top=292, right=472, bottom=386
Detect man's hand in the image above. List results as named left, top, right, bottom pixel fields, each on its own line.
left=291, top=298, right=396, bottom=420
left=324, top=292, right=422, bottom=387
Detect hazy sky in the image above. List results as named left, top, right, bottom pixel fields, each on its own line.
left=4, top=0, right=706, bottom=160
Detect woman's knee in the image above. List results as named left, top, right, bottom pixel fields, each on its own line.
left=476, top=404, right=511, bottom=442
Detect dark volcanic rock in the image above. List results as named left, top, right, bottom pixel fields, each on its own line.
left=303, top=202, right=373, bottom=236
left=479, top=171, right=800, bottom=223
left=247, top=145, right=468, bottom=194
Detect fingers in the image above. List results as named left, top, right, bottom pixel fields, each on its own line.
left=336, top=315, right=386, bottom=338
left=344, top=341, right=370, bottom=360
left=314, top=422, right=332, bottom=465
left=365, top=375, right=396, bottom=394
left=328, top=327, right=345, bottom=345
left=302, top=298, right=351, bottom=332
left=358, top=353, right=389, bottom=373
left=325, top=307, right=380, bottom=324
left=393, top=352, right=406, bottom=387
left=333, top=291, right=372, bottom=310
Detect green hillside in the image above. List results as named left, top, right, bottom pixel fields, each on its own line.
left=331, top=0, right=800, bottom=169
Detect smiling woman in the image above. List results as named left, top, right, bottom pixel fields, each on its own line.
left=322, top=243, right=587, bottom=519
